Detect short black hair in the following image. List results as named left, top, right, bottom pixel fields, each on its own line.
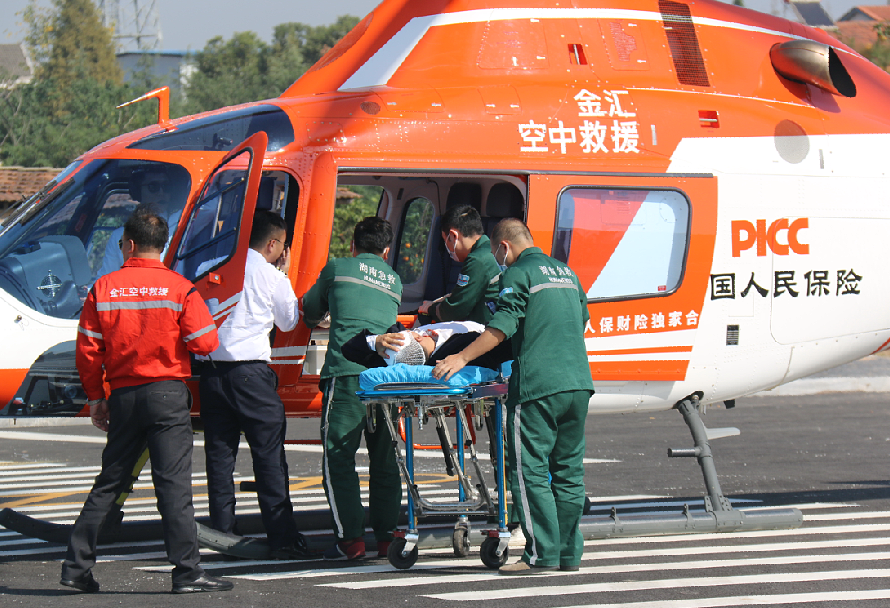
left=123, top=207, right=168, bottom=251
left=491, top=217, right=533, bottom=247
left=440, top=204, right=483, bottom=237
left=353, top=216, right=393, bottom=254
left=250, top=209, right=287, bottom=249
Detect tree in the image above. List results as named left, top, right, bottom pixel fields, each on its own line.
left=0, top=0, right=149, bottom=167
left=0, top=76, right=153, bottom=167
left=1, top=11, right=364, bottom=167
left=299, top=15, right=361, bottom=67
left=181, top=31, right=275, bottom=113
left=863, top=22, right=890, bottom=72
left=181, top=16, right=361, bottom=115
left=36, top=0, right=122, bottom=86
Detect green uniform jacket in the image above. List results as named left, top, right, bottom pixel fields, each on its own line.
left=302, top=253, right=402, bottom=379
left=434, top=235, right=501, bottom=325
left=487, top=247, right=594, bottom=405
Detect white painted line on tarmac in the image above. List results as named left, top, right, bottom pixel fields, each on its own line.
left=585, top=533, right=890, bottom=558
left=0, top=462, right=67, bottom=470
left=0, top=466, right=101, bottom=477
left=477, top=589, right=890, bottom=608
left=323, top=550, right=890, bottom=589
left=0, top=418, right=91, bottom=429
left=757, top=376, right=890, bottom=395
left=585, top=522, right=890, bottom=547
left=0, top=430, right=105, bottom=444
left=424, top=568, right=890, bottom=601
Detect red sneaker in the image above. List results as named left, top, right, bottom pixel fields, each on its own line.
left=323, top=538, right=366, bottom=561
left=374, top=540, right=391, bottom=559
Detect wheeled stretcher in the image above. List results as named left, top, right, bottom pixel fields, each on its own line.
left=356, top=365, right=512, bottom=570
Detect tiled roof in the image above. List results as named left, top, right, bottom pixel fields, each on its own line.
left=854, top=5, right=890, bottom=21
left=830, top=21, right=882, bottom=49
left=0, top=167, right=62, bottom=204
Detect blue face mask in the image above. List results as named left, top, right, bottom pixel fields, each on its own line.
left=494, top=244, right=509, bottom=272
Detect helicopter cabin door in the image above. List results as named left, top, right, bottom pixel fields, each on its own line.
left=167, top=131, right=268, bottom=325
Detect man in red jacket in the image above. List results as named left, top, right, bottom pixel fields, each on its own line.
left=61, top=208, right=232, bottom=594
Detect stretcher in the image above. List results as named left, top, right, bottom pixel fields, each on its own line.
left=356, top=364, right=511, bottom=570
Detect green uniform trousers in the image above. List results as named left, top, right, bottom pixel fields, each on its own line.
left=320, top=375, right=402, bottom=542
left=507, top=389, right=590, bottom=568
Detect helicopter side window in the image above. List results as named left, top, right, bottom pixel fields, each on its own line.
left=173, top=169, right=247, bottom=281
left=327, top=186, right=384, bottom=260
left=553, top=187, right=690, bottom=301
left=394, top=197, right=434, bottom=286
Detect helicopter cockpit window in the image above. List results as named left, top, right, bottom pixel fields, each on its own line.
left=129, top=105, right=295, bottom=152
left=173, top=169, right=247, bottom=281
left=0, top=159, right=191, bottom=320
left=553, top=187, right=689, bottom=301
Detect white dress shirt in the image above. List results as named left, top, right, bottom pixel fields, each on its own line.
left=209, top=248, right=299, bottom=362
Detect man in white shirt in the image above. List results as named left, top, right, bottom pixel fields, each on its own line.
left=198, top=210, right=309, bottom=559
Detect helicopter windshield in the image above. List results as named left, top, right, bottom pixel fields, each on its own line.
left=0, top=159, right=191, bottom=320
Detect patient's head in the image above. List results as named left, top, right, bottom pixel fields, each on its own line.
left=385, top=331, right=434, bottom=366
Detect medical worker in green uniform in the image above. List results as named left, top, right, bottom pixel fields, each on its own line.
left=302, top=217, right=403, bottom=561
left=433, top=217, right=594, bottom=575
left=419, top=204, right=500, bottom=325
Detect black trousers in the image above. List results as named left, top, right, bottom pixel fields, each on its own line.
left=199, top=361, right=298, bottom=548
left=62, top=381, right=203, bottom=584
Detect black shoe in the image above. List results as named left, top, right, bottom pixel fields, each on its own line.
left=559, top=564, right=580, bottom=572
left=270, top=533, right=316, bottom=560
left=171, top=574, right=233, bottom=594
left=60, top=571, right=99, bottom=593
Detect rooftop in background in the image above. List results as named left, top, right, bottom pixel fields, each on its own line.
left=789, top=0, right=837, bottom=28
left=838, top=4, right=890, bottom=21
left=0, top=167, right=62, bottom=222
left=830, top=5, right=890, bottom=51
left=0, top=43, right=33, bottom=87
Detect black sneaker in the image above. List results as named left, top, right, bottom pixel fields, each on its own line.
left=60, top=570, right=100, bottom=593
left=171, top=574, right=233, bottom=594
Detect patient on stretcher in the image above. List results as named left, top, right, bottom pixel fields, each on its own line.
left=342, top=320, right=511, bottom=371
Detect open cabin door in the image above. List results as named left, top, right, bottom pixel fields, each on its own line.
left=529, top=173, right=716, bottom=382
left=166, top=131, right=268, bottom=325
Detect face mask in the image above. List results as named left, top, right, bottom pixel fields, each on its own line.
left=445, top=233, right=459, bottom=263
left=494, top=244, right=509, bottom=272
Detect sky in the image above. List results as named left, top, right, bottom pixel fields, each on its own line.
left=0, top=0, right=870, bottom=52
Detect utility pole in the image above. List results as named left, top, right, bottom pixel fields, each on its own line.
left=96, top=0, right=163, bottom=52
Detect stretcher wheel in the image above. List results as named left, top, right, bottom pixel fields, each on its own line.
left=480, top=537, right=508, bottom=569
left=388, top=537, right=418, bottom=569
left=452, top=527, right=470, bottom=557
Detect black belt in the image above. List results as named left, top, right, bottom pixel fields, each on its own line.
left=210, top=359, right=267, bottom=367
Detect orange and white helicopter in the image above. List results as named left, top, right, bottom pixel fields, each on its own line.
left=0, top=0, right=886, bottom=532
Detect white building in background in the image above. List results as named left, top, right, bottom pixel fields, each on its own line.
left=116, top=50, right=195, bottom=91
left=0, top=43, right=33, bottom=88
